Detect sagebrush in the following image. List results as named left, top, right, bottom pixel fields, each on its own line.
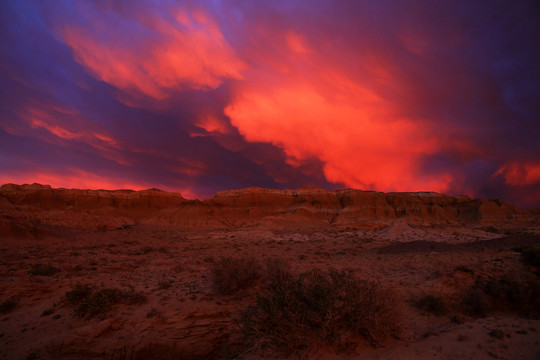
left=263, top=257, right=292, bottom=285
left=211, top=256, right=260, bottom=294
left=240, top=268, right=401, bottom=356
left=65, top=283, right=146, bottom=318
left=413, top=294, right=446, bottom=316
left=29, top=264, right=59, bottom=276
left=521, top=247, right=540, bottom=268
left=461, top=273, right=539, bottom=318
left=0, top=296, right=19, bottom=314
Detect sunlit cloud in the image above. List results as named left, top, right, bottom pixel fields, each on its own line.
left=58, top=4, right=245, bottom=99
left=0, top=171, right=196, bottom=200
left=194, top=115, right=230, bottom=135
left=225, top=22, right=453, bottom=193
left=286, top=31, right=310, bottom=54
left=27, top=110, right=118, bottom=148
left=495, top=162, right=540, bottom=187
left=0, top=169, right=146, bottom=192
left=226, top=79, right=451, bottom=193
left=11, top=103, right=130, bottom=168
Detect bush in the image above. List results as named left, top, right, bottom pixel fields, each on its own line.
left=65, top=283, right=93, bottom=304
left=521, top=247, right=540, bottom=268
left=132, top=342, right=232, bottom=360
left=158, top=280, right=172, bottom=290
left=240, top=268, right=401, bottom=356
left=263, top=257, right=292, bottom=285
left=29, top=264, right=59, bottom=276
left=462, top=287, right=489, bottom=317
left=413, top=295, right=446, bottom=316
left=461, top=274, right=539, bottom=318
left=138, top=246, right=153, bottom=255
left=65, top=284, right=146, bottom=318
left=211, top=257, right=260, bottom=295
left=0, top=296, right=19, bottom=314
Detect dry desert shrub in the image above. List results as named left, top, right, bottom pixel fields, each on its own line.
left=158, top=246, right=169, bottom=254
left=29, top=263, right=59, bottom=276
left=412, top=294, right=447, bottom=316
left=136, top=246, right=153, bottom=255
left=211, top=256, right=260, bottom=295
left=65, top=283, right=93, bottom=304
left=263, top=257, right=292, bottom=285
left=132, top=343, right=191, bottom=360
left=240, top=268, right=402, bottom=357
left=521, top=247, right=540, bottom=268
left=461, top=273, right=539, bottom=318
left=0, top=296, right=19, bottom=314
left=157, top=280, right=172, bottom=290
left=132, top=342, right=225, bottom=360
left=65, top=283, right=146, bottom=318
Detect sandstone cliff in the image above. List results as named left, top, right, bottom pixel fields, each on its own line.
left=1, top=183, right=537, bottom=234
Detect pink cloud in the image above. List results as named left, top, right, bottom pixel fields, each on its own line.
left=224, top=27, right=455, bottom=193
left=0, top=169, right=198, bottom=199
left=59, top=6, right=245, bottom=99
left=495, top=162, right=540, bottom=186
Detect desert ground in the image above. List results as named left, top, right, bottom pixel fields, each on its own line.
left=1, top=185, right=539, bottom=359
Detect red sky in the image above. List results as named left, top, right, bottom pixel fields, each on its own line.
left=1, top=1, right=540, bottom=208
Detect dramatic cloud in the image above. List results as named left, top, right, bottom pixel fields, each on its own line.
left=58, top=3, right=245, bottom=99
left=225, top=77, right=451, bottom=192
left=495, top=162, right=540, bottom=187
left=1, top=1, right=539, bottom=207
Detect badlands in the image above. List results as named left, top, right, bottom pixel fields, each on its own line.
left=0, top=183, right=539, bottom=359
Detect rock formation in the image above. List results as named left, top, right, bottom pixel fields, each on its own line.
left=0, top=183, right=537, bottom=233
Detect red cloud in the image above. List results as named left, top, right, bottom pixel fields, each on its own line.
left=0, top=170, right=198, bottom=199
left=224, top=26, right=454, bottom=193
left=59, top=6, right=245, bottom=99
left=226, top=80, right=452, bottom=193
left=495, top=162, right=540, bottom=186
left=11, top=104, right=129, bottom=167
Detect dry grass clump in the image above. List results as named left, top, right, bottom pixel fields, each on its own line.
left=132, top=342, right=226, bottom=360
left=65, top=283, right=146, bottom=318
left=211, top=256, right=260, bottom=295
left=29, top=263, right=59, bottom=276
left=462, top=273, right=539, bottom=318
left=132, top=343, right=191, bottom=360
left=263, top=257, right=292, bottom=285
left=139, top=246, right=153, bottom=254
left=0, top=296, right=19, bottom=314
left=413, top=294, right=447, bottom=316
left=240, top=268, right=401, bottom=357
left=157, top=280, right=172, bottom=290
left=521, top=247, right=540, bottom=268
left=65, top=283, right=93, bottom=304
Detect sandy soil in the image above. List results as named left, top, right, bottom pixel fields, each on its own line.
left=1, top=224, right=539, bottom=359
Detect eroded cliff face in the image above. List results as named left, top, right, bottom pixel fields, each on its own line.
left=0, top=183, right=536, bottom=233
left=0, top=184, right=185, bottom=232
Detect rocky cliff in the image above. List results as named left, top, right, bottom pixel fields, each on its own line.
left=0, top=183, right=537, bottom=233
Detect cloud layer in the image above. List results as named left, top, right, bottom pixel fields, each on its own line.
left=1, top=1, right=539, bottom=207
